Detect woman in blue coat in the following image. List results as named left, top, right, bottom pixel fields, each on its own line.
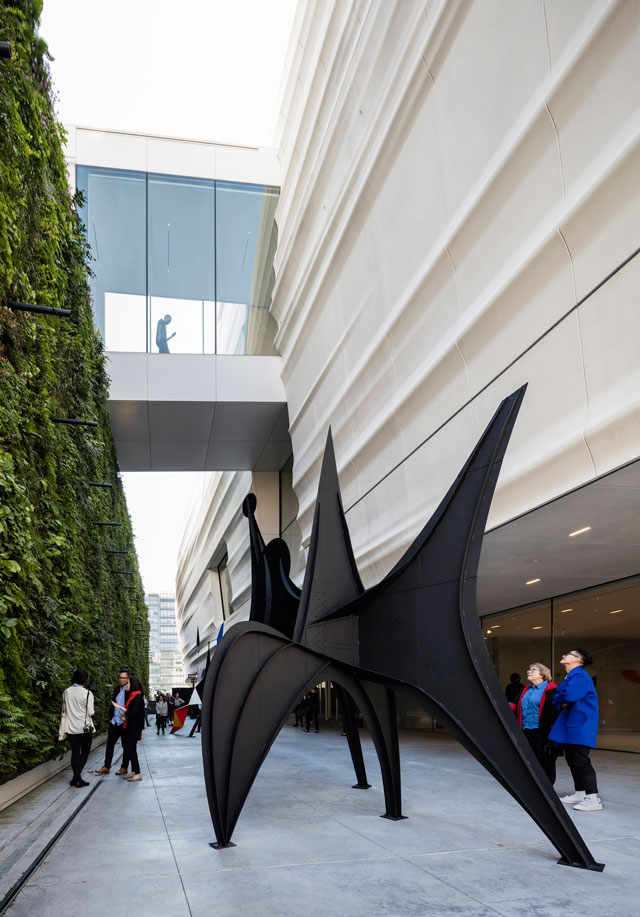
left=549, top=648, right=602, bottom=811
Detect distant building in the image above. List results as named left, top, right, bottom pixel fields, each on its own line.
left=146, top=592, right=185, bottom=694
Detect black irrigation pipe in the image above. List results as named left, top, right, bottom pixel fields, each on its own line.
left=114, top=570, right=134, bottom=575
left=84, top=481, right=113, bottom=488
left=92, top=521, right=122, bottom=527
left=0, top=780, right=103, bottom=914
left=50, top=417, right=98, bottom=427
left=0, top=41, right=11, bottom=60
left=105, top=549, right=128, bottom=554
left=7, top=300, right=71, bottom=317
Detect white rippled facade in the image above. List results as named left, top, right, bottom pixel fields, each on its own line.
left=177, top=0, right=640, bottom=727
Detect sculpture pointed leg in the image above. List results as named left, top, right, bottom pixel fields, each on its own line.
left=332, top=683, right=370, bottom=789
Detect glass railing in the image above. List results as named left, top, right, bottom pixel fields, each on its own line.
left=77, top=166, right=280, bottom=356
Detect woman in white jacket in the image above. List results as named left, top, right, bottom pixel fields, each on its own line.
left=59, top=668, right=95, bottom=787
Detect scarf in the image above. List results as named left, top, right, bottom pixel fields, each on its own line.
left=122, top=690, right=141, bottom=729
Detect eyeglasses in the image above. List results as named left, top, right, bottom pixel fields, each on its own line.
left=526, top=668, right=538, bottom=673
left=565, top=652, right=580, bottom=658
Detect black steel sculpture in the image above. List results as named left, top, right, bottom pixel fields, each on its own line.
left=201, top=387, right=604, bottom=870
left=242, top=493, right=373, bottom=789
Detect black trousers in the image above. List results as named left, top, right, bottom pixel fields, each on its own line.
left=123, top=730, right=140, bottom=774
left=156, top=715, right=167, bottom=734
left=564, top=743, right=598, bottom=795
left=306, top=709, right=319, bottom=731
left=69, top=733, right=92, bottom=780
left=523, top=728, right=556, bottom=784
left=103, top=722, right=129, bottom=769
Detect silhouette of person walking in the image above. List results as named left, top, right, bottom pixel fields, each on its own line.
left=156, top=314, right=176, bottom=353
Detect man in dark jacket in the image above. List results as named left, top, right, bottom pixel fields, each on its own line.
left=95, top=669, right=130, bottom=775
left=305, top=687, right=320, bottom=733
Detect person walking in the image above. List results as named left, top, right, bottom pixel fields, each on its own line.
left=156, top=693, right=168, bottom=734
left=96, top=669, right=130, bottom=776
left=59, top=668, right=95, bottom=788
left=514, top=663, right=560, bottom=783
left=113, top=676, right=146, bottom=782
left=550, top=648, right=602, bottom=811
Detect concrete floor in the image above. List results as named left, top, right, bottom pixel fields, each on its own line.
left=3, top=724, right=640, bottom=916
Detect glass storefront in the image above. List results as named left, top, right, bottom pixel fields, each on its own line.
left=77, top=166, right=279, bottom=355
left=482, top=576, right=640, bottom=752
left=395, top=576, right=640, bottom=751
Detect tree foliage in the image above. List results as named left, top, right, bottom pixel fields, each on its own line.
left=0, top=1, right=147, bottom=781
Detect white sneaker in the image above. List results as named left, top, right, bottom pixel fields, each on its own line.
left=574, top=795, right=602, bottom=811
left=559, top=791, right=585, bottom=804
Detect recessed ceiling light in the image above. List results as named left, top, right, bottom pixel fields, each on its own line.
left=532, top=626, right=543, bottom=630
left=487, top=629, right=492, bottom=634
left=569, top=526, right=591, bottom=537
left=560, top=608, right=572, bottom=613
left=491, top=625, right=500, bottom=629
left=526, top=578, right=541, bottom=585
left=610, top=609, right=623, bottom=614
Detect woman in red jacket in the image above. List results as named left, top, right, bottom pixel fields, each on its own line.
left=515, top=663, right=560, bottom=783
left=112, top=676, right=146, bottom=782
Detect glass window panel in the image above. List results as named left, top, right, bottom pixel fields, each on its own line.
left=148, top=174, right=214, bottom=354
left=104, top=293, right=146, bottom=353
left=150, top=296, right=213, bottom=355
left=553, top=577, right=640, bottom=752
left=215, top=181, right=280, bottom=355
left=148, top=174, right=214, bottom=301
left=77, top=166, right=146, bottom=350
left=482, top=602, right=552, bottom=696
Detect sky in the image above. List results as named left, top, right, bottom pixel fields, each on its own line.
left=40, top=0, right=298, bottom=146
left=38, top=0, right=298, bottom=593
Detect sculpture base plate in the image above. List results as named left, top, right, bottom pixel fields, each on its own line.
left=210, top=841, right=237, bottom=849
left=557, top=857, right=604, bottom=872
left=380, top=814, right=408, bottom=821
left=352, top=783, right=372, bottom=789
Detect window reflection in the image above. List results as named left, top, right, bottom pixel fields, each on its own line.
left=77, top=166, right=146, bottom=351
left=552, top=578, right=640, bottom=752
left=216, top=181, right=279, bottom=355
left=483, top=603, right=552, bottom=695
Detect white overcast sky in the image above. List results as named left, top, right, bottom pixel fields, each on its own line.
left=39, top=0, right=298, bottom=593
left=40, top=0, right=298, bottom=146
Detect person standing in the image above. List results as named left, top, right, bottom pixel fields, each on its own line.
left=59, top=669, right=95, bottom=788
left=95, top=669, right=130, bottom=776
left=156, top=693, right=168, bottom=735
left=505, top=673, right=525, bottom=704
left=305, top=687, right=320, bottom=733
left=114, top=676, right=146, bottom=782
left=514, top=663, right=559, bottom=783
left=550, top=648, right=602, bottom=811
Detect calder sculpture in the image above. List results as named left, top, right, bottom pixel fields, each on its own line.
left=201, top=386, right=605, bottom=870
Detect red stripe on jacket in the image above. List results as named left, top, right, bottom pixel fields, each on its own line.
left=515, top=682, right=557, bottom=726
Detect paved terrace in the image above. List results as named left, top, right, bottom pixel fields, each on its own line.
left=1, top=725, right=639, bottom=916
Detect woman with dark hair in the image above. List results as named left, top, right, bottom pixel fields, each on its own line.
left=549, top=648, right=602, bottom=811
left=112, top=675, right=145, bottom=782
left=59, top=668, right=95, bottom=788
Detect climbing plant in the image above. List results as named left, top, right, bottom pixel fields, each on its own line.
left=0, top=1, right=148, bottom=781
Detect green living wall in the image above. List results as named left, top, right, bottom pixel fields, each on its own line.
left=0, top=1, right=148, bottom=781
